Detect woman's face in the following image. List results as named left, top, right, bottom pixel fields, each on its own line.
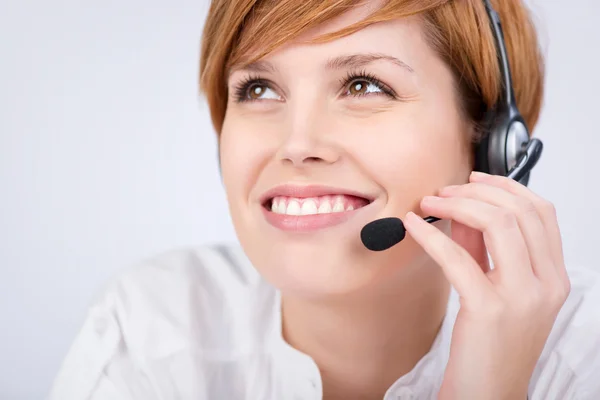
left=220, top=4, right=472, bottom=298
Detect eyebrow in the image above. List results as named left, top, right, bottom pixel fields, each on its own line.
left=227, top=60, right=277, bottom=77
left=326, top=53, right=414, bottom=73
left=228, top=52, right=414, bottom=77
left=229, top=60, right=277, bottom=76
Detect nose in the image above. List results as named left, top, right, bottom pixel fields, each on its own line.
left=275, top=113, right=340, bottom=168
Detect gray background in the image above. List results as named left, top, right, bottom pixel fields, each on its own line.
left=1, top=0, right=598, bottom=398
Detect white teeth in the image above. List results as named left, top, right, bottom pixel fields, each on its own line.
left=332, top=196, right=345, bottom=213
left=271, top=197, right=288, bottom=214
left=286, top=199, right=301, bottom=215
left=300, top=199, right=318, bottom=215
left=270, top=195, right=365, bottom=215
left=276, top=200, right=286, bottom=214
left=318, top=201, right=332, bottom=214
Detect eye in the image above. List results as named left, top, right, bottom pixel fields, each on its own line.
left=340, top=70, right=396, bottom=99
left=247, top=83, right=280, bottom=100
left=233, top=77, right=282, bottom=103
left=346, top=79, right=383, bottom=96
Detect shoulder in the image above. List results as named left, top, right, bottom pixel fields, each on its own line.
left=87, top=243, right=268, bottom=348
left=108, top=243, right=276, bottom=353
left=49, top=244, right=277, bottom=400
left=114, top=243, right=264, bottom=297
left=529, top=265, right=600, bottom=399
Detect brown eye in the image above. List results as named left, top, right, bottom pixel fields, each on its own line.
left=349, top=80, right=369, bottom=96
left=248, top=84, right=267, bottom=99
left=339, top=73, right=395, bottom=100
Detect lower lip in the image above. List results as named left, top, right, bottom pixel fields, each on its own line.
left=261, top=205, right=369, bottom=232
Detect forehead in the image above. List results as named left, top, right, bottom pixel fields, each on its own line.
left=293, top=0, right=386, bottom=43
left=233, top=0, right=433, bottom=64
left=230, top=6, right=428, bottom=78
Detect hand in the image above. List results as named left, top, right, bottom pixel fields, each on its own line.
left=403, top=171, right=571, bottom=400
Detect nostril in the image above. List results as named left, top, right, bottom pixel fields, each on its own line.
left=305, top=157, right=321, bottom=162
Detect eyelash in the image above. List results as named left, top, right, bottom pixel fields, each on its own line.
left=231, top=69, right=398, bottom=103
left=233, top=74, right=270, bottom=103
left=339, top=69, right=397, bottom=99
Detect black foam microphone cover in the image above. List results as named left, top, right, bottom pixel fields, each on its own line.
left=360, top=217, right=406, bottom=251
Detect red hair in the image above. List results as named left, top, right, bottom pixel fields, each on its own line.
left=199, top=0, right=544, bottom=139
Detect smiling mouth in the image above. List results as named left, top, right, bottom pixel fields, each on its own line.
left=264, top=194, right=372, bottom=216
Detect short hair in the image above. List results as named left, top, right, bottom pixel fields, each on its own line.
left=199, top=0, right=544, bottom=141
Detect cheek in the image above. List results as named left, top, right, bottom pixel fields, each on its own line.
left=347, top=104, right=470, bottom=209
left=219, top=117, right=267, bottom=203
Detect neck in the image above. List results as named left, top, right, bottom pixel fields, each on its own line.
left=280, top=259, right=450, bottom=400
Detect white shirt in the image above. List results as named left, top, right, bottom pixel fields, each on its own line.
left=49, top=244, right=600, bottom=400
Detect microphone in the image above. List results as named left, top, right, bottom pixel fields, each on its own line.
left=360, top=139, right=543, bottom=252
left=360, top=216, right=440, bottom=251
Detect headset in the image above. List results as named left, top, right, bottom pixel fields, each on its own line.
left=219, top=0, right=543, bottom=210
left=360, top=0, right=545, bottom=251
left=219, top=0, right=543, bottom=183
left=474, top=0, right=543, bottom=186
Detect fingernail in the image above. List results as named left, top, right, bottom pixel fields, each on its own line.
left=470, top=171, right=488, bottom=180
left=422, top=195, right=442, bottom=204
left=405, top=211, right=421, bottom=224
left=439, top=185, right=459, bottom=194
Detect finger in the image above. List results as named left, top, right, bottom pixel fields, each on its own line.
left=404, top=211, right=493, bottom=300
left=439, top=182, right=555, bottom=280
left=420, top=195, right=534, bottom=285
left=470, top=172, right=564, bottom=270
left=451, top=220, right=491, bottom=274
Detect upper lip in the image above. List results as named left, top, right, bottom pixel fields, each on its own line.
left=259, top=184, right=376, bottom=205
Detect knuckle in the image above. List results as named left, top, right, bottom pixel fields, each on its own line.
left=563, top=277, right=572, bottom=297
left=521, top=292, right=543, bottom=314
left=545, top=279, right=570, bottom=309
left=557, top=278, right=571, bottom=302
left=503, top=284, right=544, bottom=316
left=515, top=199, right=538, bottom=219
left=488, top=208, right=517, bottom=231
left=537, top=199, right=557, bottom=219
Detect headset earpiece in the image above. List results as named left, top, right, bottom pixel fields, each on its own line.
left=360, top=0, right=544, bottom=252
left=474, top=106, right=532, bottom=186
left=474, top=0, right=541, bottom=187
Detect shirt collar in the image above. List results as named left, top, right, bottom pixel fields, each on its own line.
left=269, top=287, right=461, bottom=397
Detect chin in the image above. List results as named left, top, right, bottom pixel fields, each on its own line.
left=230, top=197, right=425, bottom=298
left=237, top=229, right=420, bottom=299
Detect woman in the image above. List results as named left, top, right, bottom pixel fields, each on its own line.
left=50, top=0, right=600, bottom=399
